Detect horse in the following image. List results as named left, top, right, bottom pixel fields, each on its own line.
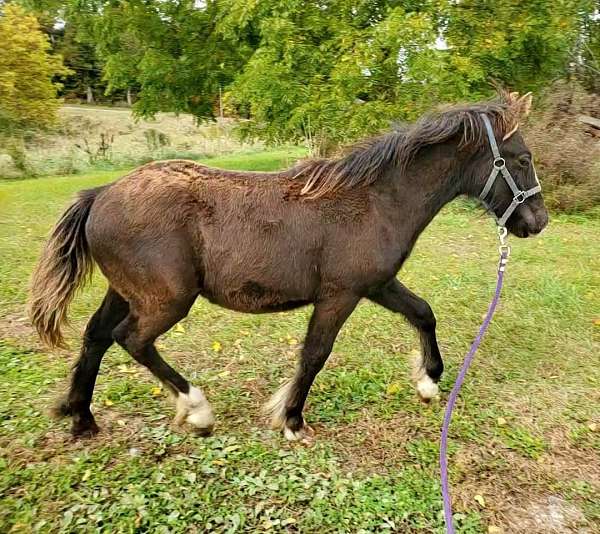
left=29, top=91, right=548, bottom=440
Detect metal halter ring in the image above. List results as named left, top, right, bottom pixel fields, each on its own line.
left=493, top=157, right=505, bottom=169
left=497, top=226, right=511, bottom=257
left=497, top=226, right=508, bottom=243
left=514, top=191, right=526, bottom=204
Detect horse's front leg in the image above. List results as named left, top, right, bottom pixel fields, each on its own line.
left=368, top=278, right=443, bottom=401
left=265, top=292, right=360, bottom=441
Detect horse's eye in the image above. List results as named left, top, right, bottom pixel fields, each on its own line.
left=518, top=155, right=531, bottom=168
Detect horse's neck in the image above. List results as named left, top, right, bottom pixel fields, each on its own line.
left=374, top=144, right=462, bottom=248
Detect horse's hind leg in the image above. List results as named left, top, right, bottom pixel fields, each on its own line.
left=368, top=278, right=443, bottom=401
left=112, top=295, right=215, bottom=436
left=54, top=287, right=129, bottom=438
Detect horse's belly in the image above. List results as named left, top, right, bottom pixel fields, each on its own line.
left=196, top=216, right=321, bottom=312
left=198, top=281, right=312, bottom=313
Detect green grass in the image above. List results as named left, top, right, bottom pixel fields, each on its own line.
left=0, top=153, right=599, bottom=533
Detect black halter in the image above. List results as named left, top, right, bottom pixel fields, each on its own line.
left=479, top=114, right=541, bottom=227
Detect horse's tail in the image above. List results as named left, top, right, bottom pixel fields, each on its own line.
left=28, top=186, right=104, bottom=348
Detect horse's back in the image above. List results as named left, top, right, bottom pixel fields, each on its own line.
left=84, top=159, right=323, bottom=309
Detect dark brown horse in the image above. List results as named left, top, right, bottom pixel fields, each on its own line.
left=29, top=92, right=548, bottom=440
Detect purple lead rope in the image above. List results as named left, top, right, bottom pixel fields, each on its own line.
left=440, top=249, right=509, bottom=533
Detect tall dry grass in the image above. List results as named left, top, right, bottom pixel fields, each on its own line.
left=0, top=106, right=262, bottom=179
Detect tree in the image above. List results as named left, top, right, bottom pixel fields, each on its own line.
left=0, top=3, right=69, bottom=133
left=221, top=1, right=484, bottom=153
left=36, top=0, right=597, bottom=152
left=223, top=0, right=597, bottom=152
left=442, top=0, right=596, bottom=92
left=71, top=0, right=250, bottom=118
left=57, top=22, right=106, bottom=103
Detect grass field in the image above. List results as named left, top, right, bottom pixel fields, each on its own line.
left=0, top=151, right=598, bottom=533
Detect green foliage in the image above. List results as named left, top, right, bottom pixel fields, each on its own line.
left=578, top=3, right=600, bottom=92
left=221, top=0, right=598, bottom=151
left=222, top=1, right=478, bottom=153
left=56, top=22, right=107, bottom=102
left=442, top=0, right=595, bottom=92
left=0, top=3, right=69, bottom=134
left=7, top=1, right=600, bottom=151
left=75, top=0, right=251, bottom=118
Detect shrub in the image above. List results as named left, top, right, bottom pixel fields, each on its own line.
left=524, top=82, right=600, bottom=213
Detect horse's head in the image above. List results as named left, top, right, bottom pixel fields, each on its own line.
left=470, top=92, right=549, bottom=238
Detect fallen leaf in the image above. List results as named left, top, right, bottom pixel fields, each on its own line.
left=116, top=419, right=126, bottom=427
left=174, top=323, right=185, bottom=333
left=593, top=318, right=600, bottom=326
left=212, top=341, right=222, bottom=352
left=588, top=423, right=598, bottom=432
left=386, top=382, right=402, bottom=395
left=474, top=494, right=486, bottom=507
left=104, top=399, right=114, bottom=406
left=497, top=417, right=507, bottom=426
left=151, top=386, right=163, bottom=397
left=82, top=469, right=91, bottom=481
left=287, top=338, right=298, bottom=345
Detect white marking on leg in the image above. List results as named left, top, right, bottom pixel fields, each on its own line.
left=175, top=386, right=215, bottom=432
left=283, top=426, right=302, bottom=441
left=411, top=353, right=439, bottom=401
left=416, top=374, right=439, bottom=400
left=263, top=380, right=292, bottom=430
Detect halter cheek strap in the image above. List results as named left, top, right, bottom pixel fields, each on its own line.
left=479, top=114, right=542, bottom=227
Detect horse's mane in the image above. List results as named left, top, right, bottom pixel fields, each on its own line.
left=294, top=98, right=518, bottom=199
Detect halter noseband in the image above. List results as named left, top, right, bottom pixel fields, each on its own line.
left=479, top=114, right=541, bottom=227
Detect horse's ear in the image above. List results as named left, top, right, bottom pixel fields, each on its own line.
left=505, top=90, right=532, bottom=116
left=518, top=92, right=533, bottom=117
left=501, top=91, right=532, bottom=139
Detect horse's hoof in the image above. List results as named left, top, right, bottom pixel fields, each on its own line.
left=190, top=422, right=214, bottom=437
left=175, top=386, right=215, bottom=436
left=283, top=424, right=315, bottom=444
left=71, top=420, right=100, bottom=439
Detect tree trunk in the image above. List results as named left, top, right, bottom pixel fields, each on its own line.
left=127, top=88, right=133, bottom=106
left=86, top=86, right=94, bottom=104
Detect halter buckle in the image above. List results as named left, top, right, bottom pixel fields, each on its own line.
left=514, top=191, right=526, bottom=204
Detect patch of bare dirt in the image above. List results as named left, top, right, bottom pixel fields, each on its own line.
left=324, top=412, right=599, bottom=533
left=319, top=409, right=438, bottom=473
left=507, top=496, right=591, bottom=534
left=452, top=439, right=598, bottom=534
